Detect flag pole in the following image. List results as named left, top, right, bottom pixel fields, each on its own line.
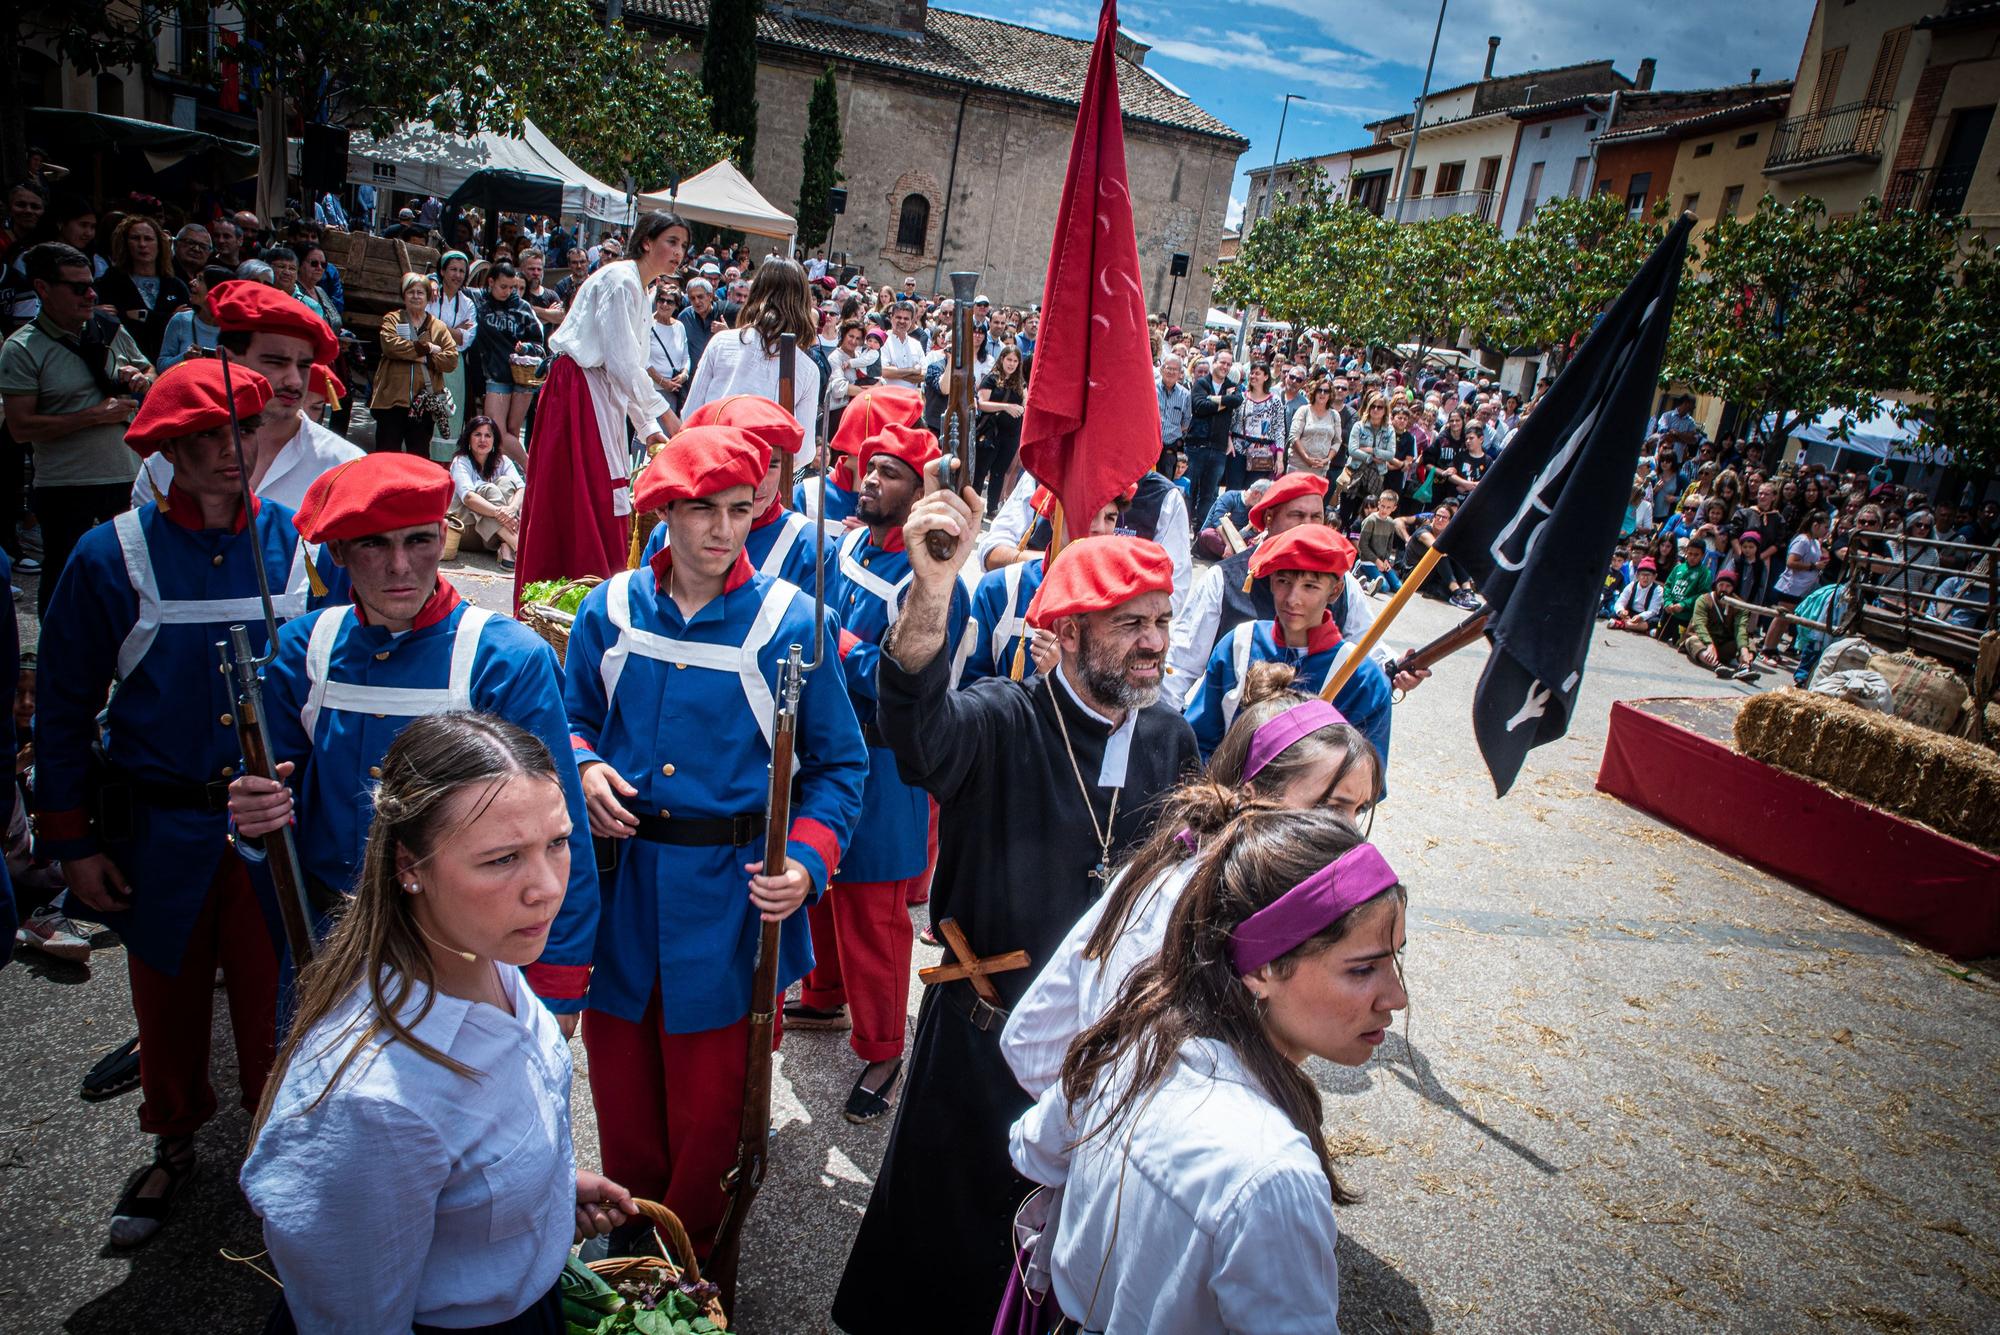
left=1320, top=546, right=1442, bottom=700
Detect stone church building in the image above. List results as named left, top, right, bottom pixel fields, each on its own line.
left=623, top=0, right=1246, bottom=325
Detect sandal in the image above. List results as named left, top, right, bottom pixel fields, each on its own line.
left=80, top=1036, right=141, bottom=1102
left=108, top=1136, right=200, bottom=1249
left=782, top=999, right=851, bottom=1031
left=843, top=1058, right=904, bottom=1125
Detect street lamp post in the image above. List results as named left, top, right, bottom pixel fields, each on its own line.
left=1393, top=0, right=1450, bottom=225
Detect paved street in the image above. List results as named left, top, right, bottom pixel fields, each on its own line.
left=3, top=556, right=1996, bottom=1333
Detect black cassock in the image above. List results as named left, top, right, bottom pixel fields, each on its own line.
left=832, top=649, right=1199, bottom=1334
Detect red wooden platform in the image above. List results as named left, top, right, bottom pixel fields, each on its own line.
left=1596, top=697, right=2000, bottom=960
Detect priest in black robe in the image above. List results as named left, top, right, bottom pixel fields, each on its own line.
left=832, top=485, right=1200, bottom=1335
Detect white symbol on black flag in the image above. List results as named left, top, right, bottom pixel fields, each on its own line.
left=1437, top=216, right=1694, bottom=796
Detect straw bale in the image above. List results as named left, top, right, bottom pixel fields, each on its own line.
left=1734, top=691, right=2000, bottom=853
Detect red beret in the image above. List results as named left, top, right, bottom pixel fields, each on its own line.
left=859, top=421, right=941, bottom=479
left=682, top=395, right=802, bottom=465
left=1249, top=524, right=1358, bottom=580
left=1247, top=472, right=1330, bottom=530
left=294, top=454, right=454, bottom=542
left=125, top=359, right=272, bottom=457
left=1026, top=535, right=1175, bottom=629
left=632, top=425, right=767, bottom=512
left=309, top=363, right=346, bottom=405
left=830, top=385, right=923, bottom=457
left=207, top=280, right=339, bottom=364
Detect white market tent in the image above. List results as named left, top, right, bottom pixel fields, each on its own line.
left=1205, top=307, right=1240, bottom=332
left=637, top=161, right=796, bottom=250
left=1765, top=399, right=1941, bottom=464
left=336, top=117, right=635, bottom=226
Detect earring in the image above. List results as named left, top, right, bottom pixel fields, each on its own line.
left=405, top=881, right=422, bottom=894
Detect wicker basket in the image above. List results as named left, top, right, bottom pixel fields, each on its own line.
left=510, top=359, right=547, bottom=388
left=518, top=575, right=602, bottom=665
left=587, top=1198, right=729, bottom=1330
left=441, top=513, right=465, bottom=562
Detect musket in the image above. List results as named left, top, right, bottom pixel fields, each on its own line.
left=924, top=270, right=980, bottom=562
left=214, top=348, right=316, bottom=967
left=776, top=333, right=797, bottom=506
left=709, top=323, right=836, bottom=1303
left=1383, top=609, right=1490, bottom=683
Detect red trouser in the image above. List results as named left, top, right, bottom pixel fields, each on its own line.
left=582, top=991, right=781, bottom=1256
left=125, top=857, right=279, bottom=1137
left=800, top=875, right=922, bottom=1063
left=906, top=803, right=940, bottom=907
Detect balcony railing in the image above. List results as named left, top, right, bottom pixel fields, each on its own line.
left=1393, top=189, right=1496, bottom=223
left=1766, top=99, right=1895, bottom=173
left=1885, top=163, right=1975, bottom=216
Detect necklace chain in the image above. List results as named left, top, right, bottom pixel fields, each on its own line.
left=1047, top=677, right=1122, bottom=881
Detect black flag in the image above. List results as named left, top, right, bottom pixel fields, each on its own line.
left=1441, top=216, right=1693, bottom=796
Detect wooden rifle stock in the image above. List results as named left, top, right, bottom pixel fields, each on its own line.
left=222, top=628, right=316, bottom=966
left=926, top=271, right=981, bottom=562
left=776, top=334, right=797, bottom=508
left=1386, top=609, right=1490, bottom=679
left=707, top=646, right=803, bottom=1304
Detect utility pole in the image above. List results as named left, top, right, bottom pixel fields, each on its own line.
left=1393, top=0, right=1450, bottom=225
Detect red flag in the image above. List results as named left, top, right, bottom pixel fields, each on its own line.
left=1018, top=0, right=1161, bottom=541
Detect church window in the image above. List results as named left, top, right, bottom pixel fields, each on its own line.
left=894, top=194, right=930, bottom=253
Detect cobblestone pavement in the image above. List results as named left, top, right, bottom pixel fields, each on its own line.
left=3, top=554, right=1995, bottom=1333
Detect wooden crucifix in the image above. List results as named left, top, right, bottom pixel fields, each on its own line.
left=918, top=918, right=1031, bottom=1005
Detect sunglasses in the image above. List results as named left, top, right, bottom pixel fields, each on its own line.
left=48, top=279, right=95, bottom=295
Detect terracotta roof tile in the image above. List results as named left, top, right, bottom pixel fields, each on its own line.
left=621, top=1, right=1246, bottom=144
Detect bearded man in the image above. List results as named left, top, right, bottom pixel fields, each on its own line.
left=831, top=475, right=1200, bottom=1334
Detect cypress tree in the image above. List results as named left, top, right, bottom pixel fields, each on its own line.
left=794, top=65, right=845, bottom=251
left=701, top=0, right=762, bottom=176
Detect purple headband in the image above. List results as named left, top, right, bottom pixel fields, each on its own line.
left=1242, top=700, right=1348, bottom=781
left=1229, top=843, right=1400, bottom=976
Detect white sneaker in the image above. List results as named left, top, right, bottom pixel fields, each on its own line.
left=15, top=905, right=92, bottom=966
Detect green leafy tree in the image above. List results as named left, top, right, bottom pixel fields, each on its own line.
left=1379, top=212, right=1504, bottom=369
left=1666, top=195, right=1964, bottom=448
left=135, top=1, right=733, bottom=216
left=1215, top=172, right=1393, bottom=341
left=793, top=65, right=844, bottom=252
left=1478, top=193, right=1660, bottom=372
left=702, top=0, right=764, bottom=177
left=1913, top=239, right=2000, bottom=483
left=0, top=3, right=154, bottom=181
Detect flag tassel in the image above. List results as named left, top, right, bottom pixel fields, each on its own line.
left=1319, top=546, right=1443, bottom=700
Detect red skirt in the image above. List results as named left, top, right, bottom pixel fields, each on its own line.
left=512, top=354, right=633, bottom=611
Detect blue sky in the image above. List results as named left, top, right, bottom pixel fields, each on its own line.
left=949, top=0, right=1819, bottom=227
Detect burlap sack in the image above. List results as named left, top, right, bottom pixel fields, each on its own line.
left=1809, top=670, right=1895, bottom=713
left=1866, top=651, right=1969, bottom=732
left=1810, top=636, right=1879, bottom=689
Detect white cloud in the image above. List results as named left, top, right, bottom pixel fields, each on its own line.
left=1133, top=29, right=1378, bottom=94
left=1227, top=195, right=1245, bottom=228
left=1022, top=3, right=1095, bottom=36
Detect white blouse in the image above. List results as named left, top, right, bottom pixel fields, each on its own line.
left=427, top=289, right=478, bottom=349
left=1010, top=1038, right=1341, bottom=1335
left=241, top=964, right=577, bottom=1333
left=449, top=453, right=524, bottom=504
left=646, top=317, right=690, bottom=383
left=1001, top=859, right=1197, bottom=1098
left=548, top=261, right=673, bottom=441
left=682, top=327, right=822, bottom=461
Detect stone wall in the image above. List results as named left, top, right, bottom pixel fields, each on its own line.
left=651, top=44, right=1238, bottom=324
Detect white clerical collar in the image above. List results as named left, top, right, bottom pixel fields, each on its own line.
left=1053, top=663, right=1135, bottom=789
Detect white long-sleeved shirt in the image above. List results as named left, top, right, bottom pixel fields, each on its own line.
left=1164, top=561, right=1388, bottom=708
left=681, top=327, right=822, bottom=462
left=426, top=289, right=478, bottom=350
left=548, top=261, right=674, bottom=443
left=1614, top=578, right=1664, bottom=622
left=240, top=964, right=576, bottom=1333
left=1001, top=860, right=1197, bottom=1097
left=978, top=472, right=1194, bottom=617
left=1009, top=1037, right=1341, bottom=1334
